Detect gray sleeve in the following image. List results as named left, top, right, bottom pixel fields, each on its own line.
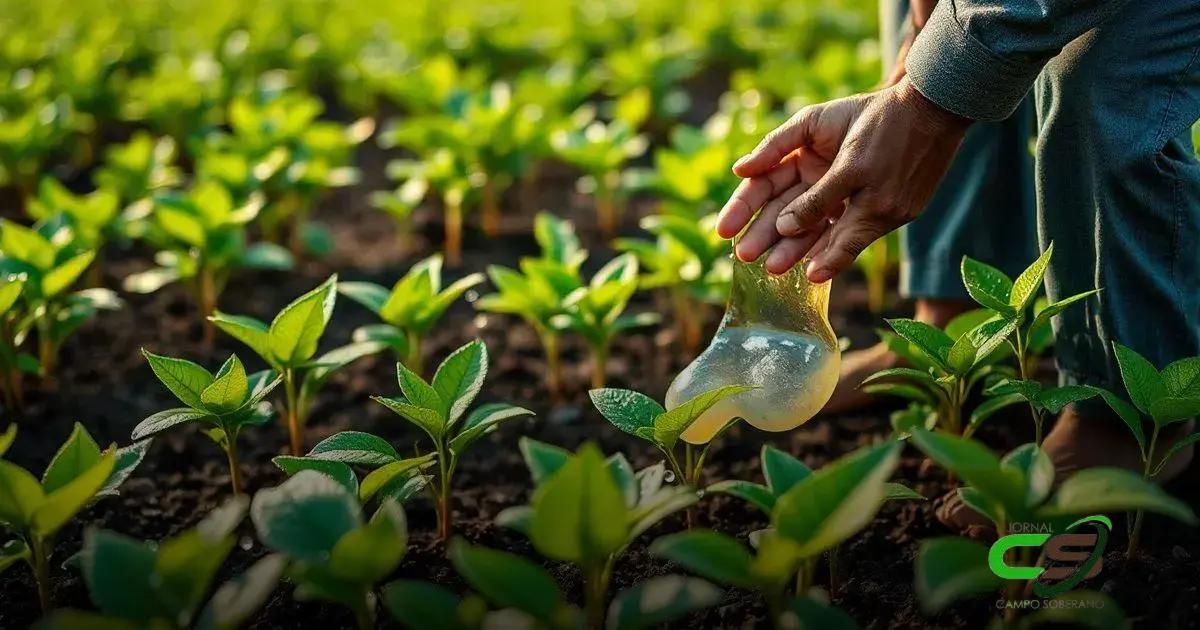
left=905, top=0, right=1129, bottom=121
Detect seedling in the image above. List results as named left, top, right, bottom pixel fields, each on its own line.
left=0, top=220, right=121, bottom=378
left=476, top=213, right=586, bottom=395
left=251, top=470, right=410, bottom=630
left=211, top=275, right=383, bottom=455
left=379, top=149, right=477, bottom=265
left=589, top=384, right=754, bottom=490
left=615, top=213, right=731, bottom=353
left=979, top=378, right=1101, bottom=447
left=551, top=106, right=648, bottom=236
left=910, top=429, right=1196, bottom=618
left=372, top=339, right=533, bottom=539
left=41, top=498, right=286, bottom=630
left=0, top=277, right=35, bottom=409
left=496, top=440, right=700, bottom=630
left=135, top=350, right=281, bottom=494
left=862, top=310, right=1015, bottom=436
left=653, top=442, right=902, bottom=626
left=123, top=180, right=294, bottom=344
left=339, top=255, right=484, bottom=375
left=960, top=244, right=1101, bottom=439
left=0, top=423, right=149, bottom=612
left=272, top=432, right=434, bottom=507
left=26, top=178, right=123, bottom=253
left=854, top=232, right=900, bottom=314
left=553, top=254, right=658, bottom=388
left=384, top=540, right=720, bottom=630
left=92, top=131, right=181, bottom=212
left=1087, top=342, right=1200, bottom=556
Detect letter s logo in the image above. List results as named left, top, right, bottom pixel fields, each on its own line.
left=1033, top=515, right=1110, bottom=598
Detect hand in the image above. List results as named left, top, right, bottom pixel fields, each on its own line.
left=716, top=77, right=971, bottom=281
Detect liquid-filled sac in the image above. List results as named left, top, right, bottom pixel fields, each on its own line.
left=666, top=255, right=841, bottom=444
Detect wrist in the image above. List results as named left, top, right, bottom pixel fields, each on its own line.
left=895, top=76, right=972, bottom=134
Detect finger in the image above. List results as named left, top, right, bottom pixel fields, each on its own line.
left=764, top=223, right=828, bottom=275
left=717, top=156, right=801, bottom=239
left=732, top=107, right=816, bottom=178
left=734, top=181, right=807, bottom=262
left=776, top=163, right=859, bottom=236
left=805, top=208, right=887, bottom=283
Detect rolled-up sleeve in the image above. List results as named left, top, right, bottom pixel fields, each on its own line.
left=905, top=0, right=1130, bottom=121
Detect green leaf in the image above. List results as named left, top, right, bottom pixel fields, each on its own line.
left=654, top=384, right=754, bottom=449
left=909, top=430, right=1027, bottom=516
left=329, top=500, right=407, bottom=584
left=307, top=431, right=399, bottom=466
left=883, top=483, right=926, bottom=501
left=1112, top=342, right=1166, bottom=415
left=1040, top=467, right=1198, bottom=525
left=0, top=460, right=44, bottom=528
left=210, top=314, right=271, bottom=363
left=154, top=500, right=245, bottom=619
left=960, top=257, right=1013, bottom=314
left=432, top=340, right=488, bottom=426
left=450, top=540, right=563, bottom=623
left=201, top=355, right=249, bottom=414
left=519, top=437, right=571, bottom=485
left=1029, top=289, right=1100, bottom=334
left=131, top=408, right=208, bottom=441
left=374, top=396, right=444, bottom=443
left=360, top=456, right=435, bottom=503
left=143, top=349, right=214, bottom=409
left=0, top=538, right=29, bottom=575
left=381, top=581, right=470, bottom=630
left=1001, top=444, right=1054, bottom=508
left=966, top=393, right=1025, bottom=436
left=268, top=275, right=338, bottom=365
left=705, top=481, right=775, bottom=514
left=98, top=440, right=152, bottom=498
left=588, top=388, right=665, bottom=440
left=396, top=362, right=444, bottom=417
left=0, top=424, right=15, bottom=458
left=448, top=403, right=534, bottom=457
left=1010, top=244, right=1053, bottom=311
left=1092, top=387, right=1146, bottom=451
left=783, top=597, right=858, bottom=630
left=772, top=442, right=901, bottom=558
left=606, top=576, right=721, bottom=630
left=761, top=445, right=812, bottom=497
left=884, top=319, right=953, bottom=371
left=272, top=457, right=358, bottom=495
left=352, top=324, right=409, bottom=354
left=43, top=251, right=96, bottom=298
left=337, top=281, right=389, bottom=315
left=1161, top=357, right=1200, bottom=398
left=33, top=449, right=116, bottom=537
left=41, top=422, right=102, bottom=493
left=650, top=530, right=756, bottom=588
left=1148, top=397, right=1200, bottom=425
left=529, top=444, right=627, bottom=564
left=240, top=242, right=294, bottom=271
left=250, top=470, right=362, bottom=562
left=915, top=537, right=1002, bottom=614
left=1035, top=385, right=1100, bottom=414
left=196, top=554, right=288, bottom=630
left=83, top=529, right=165, bottom=621
left=1153, top=432, right=1200, bottom=478
left=859, top=367, right=941, bottom=391
left=1, top=221, right=55, bottom=270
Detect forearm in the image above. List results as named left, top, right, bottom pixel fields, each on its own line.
left=906, top=0, right=1130, bottom=121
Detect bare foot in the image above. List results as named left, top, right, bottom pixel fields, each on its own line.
left=935, top=406, right=1196, bottom=538
left=822, top=298, right=971, bottom=414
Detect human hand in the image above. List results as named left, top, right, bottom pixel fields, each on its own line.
left=716, top=77, right=970, bottom=281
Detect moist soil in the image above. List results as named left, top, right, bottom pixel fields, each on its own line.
left=1, top=160, right=1198, bottom=630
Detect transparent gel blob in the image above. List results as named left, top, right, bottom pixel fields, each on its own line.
left=666, top=255, right=841, bottom=444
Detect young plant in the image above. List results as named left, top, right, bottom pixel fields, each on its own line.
left=41, top=498, right=286, bottom=630
left=854, top=232, right=900, bottom=314
left=615, top=213, right=731, bottom=353
left=960, top=243, right=1101, bottom=438
left=123, top=180, right=294, bottom=344
left=379, top=147, right=478, bottom=266
left=384, top=540, right=720, bottom=630
left=371, top=339, right=533, bottom=540
left=26, top=178, right=123, bottom=253
left=92, top=131, right=181, bottom=212
left=553, top=254, right=658, bottom=389
left=135, top=350, right=281, bottom=494
left=476, top=213, right=586, bottom=396
left=496, top=440, right=700, bottom=630
left=589, top=384, right=753, bottom=490
left=272, top=433, right=435, bottom=508
left=550, top=106, right=648, bottom=236
left=862, top=310, right=1016, bottom=436
left=339, top=255, right=484, bottom=375
left=909, top=429, right=1196, bottom=618
left=1088, top=342, right=1200, bottom=556
left=251, top=470, right=410, bottom=630
left=652, top=442, right=902, bottom=627
left=211, top=275, right=382, bottom=455
left=0, top=220, right=121, bottom=378
left=0, top=277, right=35, bottom=409
left=0, top=423, right=149, bottom=612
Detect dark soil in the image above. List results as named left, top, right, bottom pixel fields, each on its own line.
left=2, top=157, right=1198, bottom=630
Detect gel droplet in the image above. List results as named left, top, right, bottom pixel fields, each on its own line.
left=662, top=469, right=677, bottom=484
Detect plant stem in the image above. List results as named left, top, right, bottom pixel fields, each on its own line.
left=1128, top=426, right=1160, bottom=558
left=36, top=309, right=55, bottom=382
left=284, top=369, right=303, bottom=456
left=590, top=342, right=608, bottom=390
left=1013, top=329, right=1044, bottom=445
left=481, top=177, right=500, bottom=237
left=444, top=193, right=463, bottom=267
left=198, top=265, right=217, bottom=348
left=541, top=330, right=562, bottom=399
left=225, top=438, right=243, bottom=496
left=596, top=177, right=616, bottom=237
left=684, top=443, right=698, bottom=529
left=404, top=330, right=424, bottom=377
left=795, top=558, right=816, bottom=597
left=436, top=444, right=453, bottom=541
left=31, top=536, right=51, bottom=613
left=354, top=592, right=375, bottom=630
left=584, top=561, right=612, bottom=630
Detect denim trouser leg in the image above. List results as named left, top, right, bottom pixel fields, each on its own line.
left=1034, top=0, right=1200, bottom=388
left=884, top=0, right=1039, bottom=300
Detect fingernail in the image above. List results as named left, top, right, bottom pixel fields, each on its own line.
left=777, top=213, right=800, bottom=235
left=733, top=155, right=750, bottom=170
left=807, top=262, right=831, bottom=283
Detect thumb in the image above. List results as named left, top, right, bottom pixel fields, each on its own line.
left=775, top=164, right=859, bottom=236
left=732, top=107, right=817, bottom=177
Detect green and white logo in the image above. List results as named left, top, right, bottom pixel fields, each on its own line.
left=987, top=515, right=1111, bottom=598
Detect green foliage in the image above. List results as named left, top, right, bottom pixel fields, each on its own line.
left=0, top=423, right=148, bottom=612
left=370, top=339, right=532, bottom=539
left=40, top=498, right=285, bottom=630
left=273, top=433, right=434, bottom=507
left=211, top=275, right=382, bottom=455
left=136, top=350, right=281, bottom=494
left=551, top=106, right=648, bottom=235
left=25, top=178, right=123, bottom=250
left=251, top=470, right=409, bottom=628
left=589, top=384, right=753, bottom=487
left=339, top=255, right=484, bottom=374
left=92, top=132, right=181, bottom=212
left=853, top=232, right=899, bottom=315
